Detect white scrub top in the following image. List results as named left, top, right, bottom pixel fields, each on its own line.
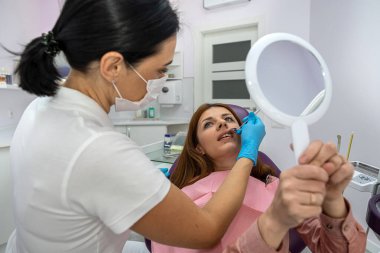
left=8, top=87, right=170, bottom=253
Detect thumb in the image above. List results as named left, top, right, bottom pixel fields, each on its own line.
left=247, top=111, right=257, bottom=124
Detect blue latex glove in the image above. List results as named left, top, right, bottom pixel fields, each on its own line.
left=235, top=112, right=266, bottom=165
left=160, top=168, right=170, bottom=178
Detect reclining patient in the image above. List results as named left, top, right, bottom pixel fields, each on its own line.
left=152, top=103, right=366, bottom=253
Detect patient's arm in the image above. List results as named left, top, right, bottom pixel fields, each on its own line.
left=223, top=221, right=290, bottom=253
left=297, top=199, right=366, bottom=253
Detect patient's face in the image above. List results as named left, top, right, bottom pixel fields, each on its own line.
left=196, top=107, right=240, bottom=160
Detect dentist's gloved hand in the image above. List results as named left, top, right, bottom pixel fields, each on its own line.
left=236, top=112, right=266, bottom=165
left=160, top=168, right=170, bottom=178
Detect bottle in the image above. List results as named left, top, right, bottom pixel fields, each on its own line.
left=5, top=69, right=12, bottom=85
left=135, top=109, right=143, bottom=119
left=0, top=67, right=6, bottom=86
left=148, top=107, right=155, bottom=118
left=163, top=134, right=172, bottom=154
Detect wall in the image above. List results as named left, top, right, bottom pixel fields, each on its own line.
left=309, top=1, right=380, bottom=249
left=0, top=0, right=60, bottom=129
left=176, top=0, right=312, bottom=169
left=0, top=90, right=35, bottom=128
left=178, top=0, right=380, bottom=171
left=309, top=0, right=380, bottom=168
left=0, top=0, right=61, bottom=70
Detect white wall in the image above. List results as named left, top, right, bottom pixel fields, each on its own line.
left=0, top=0, right=61, bottom=70
left=178, top=0, right=380, bottom=172
left=0, top=0, right=60, bottom=129
left=309, top=0, right=380, bottom=169
left=176, top=0, right=312, bottom=168
left=309, top=1, right=380, bottom=248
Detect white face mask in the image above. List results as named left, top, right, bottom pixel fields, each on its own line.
left=113, top=65, right=167, bottom=111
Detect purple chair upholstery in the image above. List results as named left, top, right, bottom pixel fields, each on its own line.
left=145, top=105, right=306, bottom=253
left=366, top=194, right=380, bottom=236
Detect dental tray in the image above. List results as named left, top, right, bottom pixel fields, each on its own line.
left=349, top=161, right=379, bottom=193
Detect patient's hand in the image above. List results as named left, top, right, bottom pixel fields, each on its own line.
left=258, top=164, right=328, bottom=249
left=298, top=140, right=353, bottom=218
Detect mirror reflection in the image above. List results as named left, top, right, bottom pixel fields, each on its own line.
left=257, top=40, right=325, bottom=117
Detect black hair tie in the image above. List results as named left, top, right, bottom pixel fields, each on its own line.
left=41, top=31, right=61, bottom=57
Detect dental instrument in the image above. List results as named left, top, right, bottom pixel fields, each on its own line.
left=232, top=108, right=261, bottom=133
left=337, top=134, right=342, bottom=153
left=346, top=132, right=354, bottom=160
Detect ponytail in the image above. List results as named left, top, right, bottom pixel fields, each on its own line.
left=15, top=32, right=61, bottom=96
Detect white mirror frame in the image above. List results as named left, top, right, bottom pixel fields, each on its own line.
left=245, top=33, right=332, bottom=126
left=245, top=33, right=332, bottom=163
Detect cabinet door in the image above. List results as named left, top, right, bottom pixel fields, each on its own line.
left=0, top=147, right=15, bottom=244
left=127, top=126, right=167, bottom=146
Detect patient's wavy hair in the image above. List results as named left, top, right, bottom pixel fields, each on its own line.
left=170, top=103, right=275, bottom=189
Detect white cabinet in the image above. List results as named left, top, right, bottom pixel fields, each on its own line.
left=113, top=120, right=188, bottom=146
left=0, top=126, right=16, bottom=245
left=114, top=125, right=167, bottom=146
left=0, top=145, right=14, bottom=245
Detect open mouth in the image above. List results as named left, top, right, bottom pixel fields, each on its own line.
left=217, top=129, right=235, bottom=141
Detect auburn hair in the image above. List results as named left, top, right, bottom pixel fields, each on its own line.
left=170, top=103, right=275, bottom=189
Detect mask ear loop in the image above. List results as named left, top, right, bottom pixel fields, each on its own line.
left=128, top=63, right=148, bottom=83
left=112, top=80, right=123, bottom=98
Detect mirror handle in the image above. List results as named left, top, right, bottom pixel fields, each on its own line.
left=291, top=119, right=310, bottom=164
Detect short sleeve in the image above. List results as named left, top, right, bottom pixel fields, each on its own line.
left=65, top=132, right=171, bottom=234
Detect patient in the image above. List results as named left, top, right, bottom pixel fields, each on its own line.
left=152, top=103, right=366, bottom=253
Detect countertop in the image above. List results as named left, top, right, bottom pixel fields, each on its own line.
left=112, top=118, right=189, bottom=126
left=0, top=119, right=189, bottom=147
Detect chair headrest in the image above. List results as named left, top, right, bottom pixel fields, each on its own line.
left=227, top=104, right=249, bottom=121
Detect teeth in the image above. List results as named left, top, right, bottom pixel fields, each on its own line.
left=222, top=133, right=232, bottom=138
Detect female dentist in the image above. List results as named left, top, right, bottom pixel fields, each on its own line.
left=7, top=1, right=265, bottom=252
left=7, top=0, right=348, bottom=252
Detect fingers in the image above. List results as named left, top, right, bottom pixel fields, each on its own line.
left=291, top=178, right=327, bottom=194
left=277, top=190, right=324, bottom=225
left=322, top=154, right=345, bottom=176
left=280, top=170, right=326, bottom=206
left=282, top=164, right=329, bottom=183
left=247, top=111, right=257, bottom=123
left=299, top=141, right=337, bottom=166
left=304, top=192, right=324, bottom=206
left=282, top=190, right=324, bottom=206
left=327, top=161, right=354, bottom=185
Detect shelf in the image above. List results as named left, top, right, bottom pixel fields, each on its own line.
left=167, top=51, right=183, bottom=79
left=0, top=84, right=20, bottom=90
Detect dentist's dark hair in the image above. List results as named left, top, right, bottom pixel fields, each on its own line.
left=14, top=0, right=179, bottom=96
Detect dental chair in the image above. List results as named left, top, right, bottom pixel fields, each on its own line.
left=144, top=104, right=306, bottom=253
left=366, top=192, right=380, bottom=239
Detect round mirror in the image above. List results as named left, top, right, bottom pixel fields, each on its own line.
left=245, top=33, right=332, bottom=162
